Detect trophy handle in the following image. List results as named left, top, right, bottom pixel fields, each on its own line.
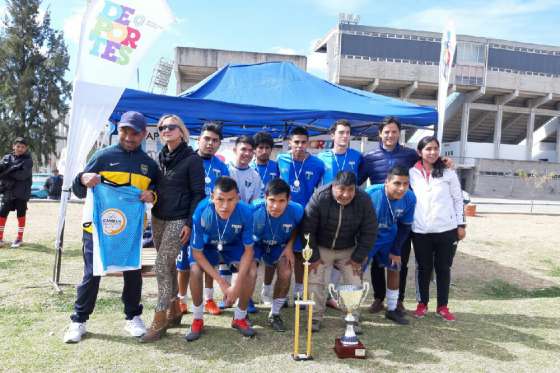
left=328, top=283, right=337, bottom=301
left=360, top=282, right=370, bottom=305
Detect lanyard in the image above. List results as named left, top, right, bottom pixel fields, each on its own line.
left=204, top=157, right=214, bottom=184
left=257, top=161, right=270, bottom=184
left=333, top=150, right=348, bottom=172
left=265, top=205, right=280, bottom=250
left=213, top=207, right=231, bottom=251
left=291, top=154, right=307, bottom=187
left=385, top=188, right=395, bottom=225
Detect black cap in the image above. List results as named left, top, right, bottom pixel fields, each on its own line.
left=14, top=137, right=27, bottom=145
left=118, top=111, right=147, bottom=132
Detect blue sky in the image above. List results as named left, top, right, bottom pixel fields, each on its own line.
left=1, top=0, right=560, bottom=93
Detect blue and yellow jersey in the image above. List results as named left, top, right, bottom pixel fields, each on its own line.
left=73, top=144, right=159, bottom=232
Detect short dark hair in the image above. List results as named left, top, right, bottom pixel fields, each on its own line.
left=417, top=136, right=445, bottom=178
left=265, top=178, right=291, bottom=198
left=386, top=165, right=409, bottom=180
left=332, top=171, right=356, bottom=187
left=235, top=135, right=255, bottom=148
left=378, top=116, right=401, bottom=132
left=201, top=122, right=224, bottom=140
left=14, top=137, right=27, bottom=146
left=253, top=131, right=274, bottom=148
left=214, top=176, right=238, bottom=193
left=329, top=119, right=351, bottom=134
left=289, top=126, right=309, bottom=139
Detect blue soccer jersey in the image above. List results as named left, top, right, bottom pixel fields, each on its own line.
left=366, top=184, right=416, bottom=254
left=318, top=148, right=362, bottom=185
left=277, top=153, right=324, bottom=207
left=190, top=198, right=254, bottom=252
left=202, top=155, right=230, bottom=196
left=252, top=199, right=304, bottom=251
left=250, top=160, right=279, bottom=197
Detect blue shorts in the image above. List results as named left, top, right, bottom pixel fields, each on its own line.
left=293, top=236, right=304, bottom=253
left=364, top=246, right=399, bottom=272
left=176, top=245, right=190, bottom=271
left=254, top=245, right=284, bottom=266
left=188, top=245, right=246, bottom=267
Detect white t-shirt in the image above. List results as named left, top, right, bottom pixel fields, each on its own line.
left=228, top=163, right=262, bottom=203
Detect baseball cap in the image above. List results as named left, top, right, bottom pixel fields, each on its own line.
left=118, top=111, right=147, bottom=132
left=14, top=137, right=27, bottom=145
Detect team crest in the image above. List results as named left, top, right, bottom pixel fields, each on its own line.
left=140, top=164, right=149, bottom=175
left=282, top=224, right=293, bottom=233
left=101, top=208, right=127, bottom=236
left=232, top=224, right=242, bottom=233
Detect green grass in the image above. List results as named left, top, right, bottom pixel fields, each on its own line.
left=1, top=213, right=560, bottom=372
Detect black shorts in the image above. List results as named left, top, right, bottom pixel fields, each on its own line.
left=0, top=198, right=28, bottom=217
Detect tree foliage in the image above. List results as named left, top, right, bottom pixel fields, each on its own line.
left=0, top=0, right=71, bottom=164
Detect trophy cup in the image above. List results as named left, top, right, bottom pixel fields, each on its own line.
left=292, top=237, right=315, bottom=361
left=328, top=282, right=370, bottom=359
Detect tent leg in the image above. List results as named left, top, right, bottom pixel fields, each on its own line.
left=51, top=221, right=65, bottom=292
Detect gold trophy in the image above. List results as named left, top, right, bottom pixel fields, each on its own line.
left=292, top=238, right=315, bottom=361
left=328, top=282, right=369, bottom=359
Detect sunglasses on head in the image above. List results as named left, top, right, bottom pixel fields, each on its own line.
left=158, top=124, right=179, bottom=132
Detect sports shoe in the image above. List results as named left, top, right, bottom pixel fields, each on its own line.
left=63, top=322, right=86, bottom=343
left=396, top=301, right=406, bottom=317
left=368, top=299, right=385, bottom=314
left=268, top=314, right=286, bottom=332
left=231, top=318, right=256, bottom=337
left=124, top=315, right=147, bottom=337
left=218, top=299, right=232, bottom=310
left=385, top=310, right=410, bottom=325
left=247, top=298, right=259, bottom=314
left=204, top=299, right=222, bottom=315
left=261, top=287, right=273, bottom=305
left=413, top=303, right=428, bottom=319
left=11, top=239, right=22, bottom=248
left=311, top=319, right=321, bottom=332
left=185, top=319, right=204, bottom=342
left=436, top=306, right=456, bottom=321
left=179, top=300, right=189, bottom=314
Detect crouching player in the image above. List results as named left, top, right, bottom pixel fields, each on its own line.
left=252, top=179, right=303, bottom=332
left=186, top=177, right=257, bottom=341
left=365, top=166, right=416, bottom=325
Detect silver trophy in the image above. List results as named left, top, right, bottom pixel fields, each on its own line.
left=328, top=283, right=369, bottom=357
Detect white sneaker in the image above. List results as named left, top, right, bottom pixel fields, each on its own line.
left=63, top=322, right=86, bottom=343
left=260, top=287, right=272, bottom=306
left=11, top=239, right=22, bottom=248
left=124, top=315, right=146, bottom=337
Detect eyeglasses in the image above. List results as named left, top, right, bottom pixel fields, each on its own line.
left=158, top=124, right=179, bottom=132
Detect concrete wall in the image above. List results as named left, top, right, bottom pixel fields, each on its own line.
left=442, top=141, right=558, bottom=162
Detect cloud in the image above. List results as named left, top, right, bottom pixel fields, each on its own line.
left=270, top=46, right=298, bottom=55
left=63, top=6, right=86, bottom=45
left=391, top=0, right=559, bottom=42
left=308, top=0, right=368, bottom=15
left=306, top=39, right=328, bottom=78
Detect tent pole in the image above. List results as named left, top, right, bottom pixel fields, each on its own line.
left=51, top=189, right=70, bottom=293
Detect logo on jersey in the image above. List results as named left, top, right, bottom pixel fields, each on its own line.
left=231, top=224, right=242, bottom=233
left=305, top=171, right=314, bottom=180
left=101, top=208, right=127, bottom=236
left=140, top=164, right=149, bottom=175
left=282, top=224, right=293, bottom=233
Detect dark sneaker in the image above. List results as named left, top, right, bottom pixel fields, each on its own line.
left=268, top=314, right=286, bottom=332
left=385, top=310, right=410, bottom=325
left=368, top=299, right=385, bottom=314
left=185, top=319, right=204, bottom=342
left=232, top=318, right=256, bottom=337
left=11, top=239, right=22, bottom=248
left=396, top=301, right=406, bottom=317
left=354, top=322, right=363, bottom=335
left=311, top=319, right=321, bottom=332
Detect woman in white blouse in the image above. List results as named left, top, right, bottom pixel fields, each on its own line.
left=409, top=136, right=466, bottom=322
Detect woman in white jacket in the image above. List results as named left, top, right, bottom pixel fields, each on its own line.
left=409, top=136, right=466, bottom=321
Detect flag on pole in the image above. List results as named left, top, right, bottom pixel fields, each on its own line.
left=436, top=22, right=457, bottom=145
left=54, top=0, right=174, bottom=280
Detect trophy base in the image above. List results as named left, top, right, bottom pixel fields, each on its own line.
left=334, top=338, right=367, bottom=359
left=292, top=353, right=314, bottom=361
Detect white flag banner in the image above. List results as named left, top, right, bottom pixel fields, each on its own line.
left=55, top=0, right=174, bottom=251
left=436, top=22, right=457, bottom=144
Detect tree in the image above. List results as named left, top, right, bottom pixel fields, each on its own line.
left=0, top=0, right=71, bottom=164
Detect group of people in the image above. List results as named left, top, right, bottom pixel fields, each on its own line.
left=62, top=111, right=466, bottom=345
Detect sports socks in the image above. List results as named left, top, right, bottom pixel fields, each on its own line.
left=204, top=287, right=214, bottom=301
left=0, top=216, right=6, bottom=240
left=270, top=297, right=286, bottom=316
left=234, top=307, right=247, bottom=320
left=263, top=284, right=273, bottom=297
left=192, top=303, right=204, bottom=320
left=293, top=283, right=304, bottom=299
left=17, top=216, right=25, bottom=240
left=387, top=288, right=399, bottom=311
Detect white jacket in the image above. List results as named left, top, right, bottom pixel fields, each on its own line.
left=409, top=163, right=464, bottom=234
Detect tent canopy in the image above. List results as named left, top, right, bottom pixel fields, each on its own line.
left=111, top=61, right=437, bottom=137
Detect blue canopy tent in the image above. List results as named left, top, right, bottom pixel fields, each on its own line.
left=111, top=61, right=437, bottom=137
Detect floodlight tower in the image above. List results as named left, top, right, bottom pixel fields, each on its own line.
left=148, top=57, right=174, bottom=94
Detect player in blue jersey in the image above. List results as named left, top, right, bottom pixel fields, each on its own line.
left=277, top=126, right=324, bottom=301
left=176, top=122, right=229, bottom=317
left=252, top=179, right=303, bottom=331
left=251, top=131, right=279, bottom=198
left=318, top=119, right=362, bottom=185
left=185, top=177, right=257, bottom=341
left=365, top=165, right=416, bottom=325
left=251, top=131, right=280, bottom=305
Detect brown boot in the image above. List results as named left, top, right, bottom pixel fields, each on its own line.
left=167, top=299, right=183, bottom=328
left=368, top=298, right=385, bottom=314
left=140, top=311, right=168, bottom=343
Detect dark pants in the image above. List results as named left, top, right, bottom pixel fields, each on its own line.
left=412, top=229, right=458, bottom=307
left=370, top=237, right=412, bottom=302
left=0, top=198, right=27, bottom=218
left=70, top=232, right=143, bottom=323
